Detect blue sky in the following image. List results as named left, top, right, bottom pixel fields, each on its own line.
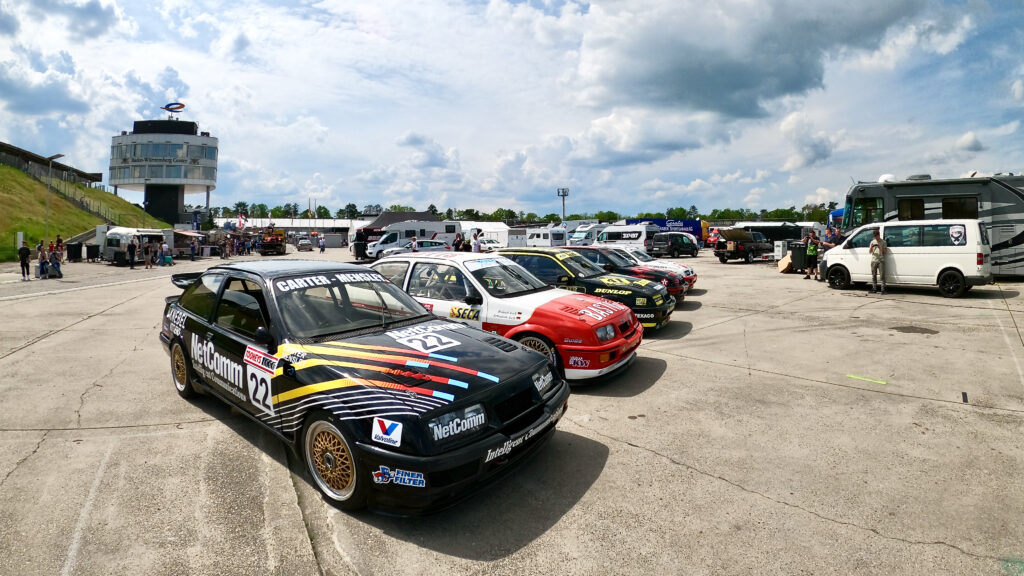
left=1, top=0, right=1023, bottom=217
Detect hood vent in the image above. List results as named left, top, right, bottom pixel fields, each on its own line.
left=483, top=336, right=518, bottom=353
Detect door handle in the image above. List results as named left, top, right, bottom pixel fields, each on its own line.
left=205, top=332, right=215, bottom=340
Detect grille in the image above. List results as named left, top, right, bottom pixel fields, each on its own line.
left=494, top=387, right=533, bottom=424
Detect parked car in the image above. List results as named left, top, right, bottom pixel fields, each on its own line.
left=566, top=245, right=688, bottom=299
left=159, top=261, right=569, bottom=513
left=823, top=219, right=992, bottom=297
left=713, top=229, right=772, bottom=263
left=650, top=232, right=699, bottom=258
left=496, top=247, right=675, bottom=329
left=381, top=239, right=450, bottom=257
left=297, top=238, right=313, bottom=252
left=479, top=238, right=502, bottom=252
left=610, top=247, right=698, bottom=290
left=370, top=253, right=644, bottom=381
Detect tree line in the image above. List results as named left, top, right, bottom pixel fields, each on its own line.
left=203, top=201, right=839, bottom=225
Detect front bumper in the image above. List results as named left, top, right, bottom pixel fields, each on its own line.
left=633, top=296, right=676, bottom=329
left=355, top=379, right=571, bottom=514
left=557, top=318, right=644, bottom=380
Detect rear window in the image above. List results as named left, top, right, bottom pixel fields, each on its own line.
left=179, top=273, right=225, bottom=319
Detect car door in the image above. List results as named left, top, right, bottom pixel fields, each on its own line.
left=208, top=276, right=279, bottom=426
left=840, top=228, right=875, bottom=282
left=407, top=261, right=485, bottom=327
left=881, top=225, right=921, bottom=284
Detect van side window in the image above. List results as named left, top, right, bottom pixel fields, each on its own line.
left=847, top=229, right=875, bottom=249
left=404, top=229, right=416, bottom=239
left=445, top=225, right=456, bottom=234
left=897, top=199, right=924, bottom=220
left=941, top=197, right=978, bottom=219
left=884, top=226, right=921, bottom=248
left=921, top=225, right=967, bottom=247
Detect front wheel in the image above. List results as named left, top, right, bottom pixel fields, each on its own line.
left=170, top=340, right=197, bottom=398
left=745, top=252, right=753, bottom=263
left=303, top=414, right=367, bottom=510
left=938, top=270, right=966, bottom=298
left=515, top=334, right=561, bottom=374
left=690, top=247, right=698, bottom=257
left=671, top=249, right=679, bottom=258
left=826, top=266, right=850, bottom=290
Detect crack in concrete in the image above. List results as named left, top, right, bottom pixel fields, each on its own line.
left=564, top=415, right=1004, bottom=564
left=75, top=354, right=133, bottom=428
left=0, top=431, right=48, bottom=489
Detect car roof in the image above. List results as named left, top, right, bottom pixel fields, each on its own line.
left=498, top=247, right=575, bottom=255
left=206, top=260, right=373, bottom=280
left=378, top=252, right=505, bottom=263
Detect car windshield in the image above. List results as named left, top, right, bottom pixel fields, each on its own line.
left=629, top=249, right=655, bottom=262
left=600, top=249, right=633, bottom=267
left=559, top=252, right=606, bottom=278
left=465, top=257, right=551, bottom=298
left=274, top=272, right=430, bottom=339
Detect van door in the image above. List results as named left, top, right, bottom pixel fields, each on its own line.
left=882, top=225, right=921, bottom=284
left=840, top=228, right=876, bottom=282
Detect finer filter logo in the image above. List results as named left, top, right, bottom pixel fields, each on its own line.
left=372, top=418, right=403, bottom=447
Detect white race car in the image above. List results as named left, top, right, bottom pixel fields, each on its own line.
left=371, top=252, right=643, bottom=381
left=612, top=247, right=698, bottom=290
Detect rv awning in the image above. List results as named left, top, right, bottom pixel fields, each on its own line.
left=174, top=230, right=203, bottom=237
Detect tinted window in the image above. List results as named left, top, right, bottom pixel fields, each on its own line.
left=510, top=255, right=566, bottom=284
left=373, top=261, right=409, bottom=286
left=179, top=274, right=225, bottom=319
left=898, top=199, right=925, bottom=220
left=922, top=224, right=969, bottom=247
left=942, top=197, right=979, bottom=219
left=577, top=250, right=603, bottom=264
left=851, top=197, right=883, bottom=227
left=445, top=225, right=456, bottom=233
left=275, top=276, right=426, bottom=338
left=847, top=229, right=876, bottom=249
left=884, top=226, right=921, bottom=248
left=216, top=278, right=268, bottom=337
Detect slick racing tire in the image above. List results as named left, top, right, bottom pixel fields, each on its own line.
left=303, top=413, right=368, bottom=510
left=515, top=334, right=561, bottom=374
left=170, top=340, right=198, bottom=399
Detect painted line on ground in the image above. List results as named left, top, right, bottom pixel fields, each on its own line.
left=847, top=374, right=887, bottom=385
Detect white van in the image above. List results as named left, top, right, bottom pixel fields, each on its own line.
left=595, top=223, right=662, bottom=251
left=525, top=226, right=568, bottom=247
left=568, top=223, right=608, bottom=246
left=823, top=219, right=992, bottom=297
left=367, top=221, right=461, bottom=259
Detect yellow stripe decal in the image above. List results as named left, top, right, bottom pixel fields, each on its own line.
left=273, top=378, right=359, bottom=404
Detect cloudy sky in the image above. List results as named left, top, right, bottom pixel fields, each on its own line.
left=1, top=0, right=1023, bottom=217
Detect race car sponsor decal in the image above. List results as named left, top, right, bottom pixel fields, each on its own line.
left=464, top=257, right=516, bottom=271
left=430, top=412, right=486, bottom=441
left=335, top=272, right=387, bottom=283
left=372, top=466, right=425, bottom=487
left=653, top=295, right=664, bottom=305
left=493, top=309, right=523, bottom=321
left=578, top=300, right=628, bottom=322
left=449, top=307, right=481, bottom=321
left=422, top=302, right=433, bottom=312
left=599, top=276, right=631, bottom=286
left=532, top=370, right=554, bottom=392
left=594, top=288, right=631, bottom=295
left=636, top=297, right=647, bottom=306
left=555, top=251, right=574, bottom=260
left=386, top=323, right=465, bottom=354
left=275, top=275, right=333, bottom=292
left=165, top=308, right=187, bottom=336
left=190, top=334, right=246, bottom=402
left=372, top=417, right=403, bottom=447
left=568, top=356, right=590, bottom=368
left=563, top=338, right=582, bottom=344
left=484, top=403, right=565, bottom=463
left=244, top=346, right=279, bottom=374
left=636, top=313, right=655, bottom=319
left=243, top=346, right=279, bottom=416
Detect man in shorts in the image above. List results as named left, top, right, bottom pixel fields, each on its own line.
left=803, top=229, right=820, bottom=280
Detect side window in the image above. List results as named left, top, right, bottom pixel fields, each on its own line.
left=847, top=229, right=876, bottom=249
left=445, top=225, right=456, bottom=234
left=884, top=226, right=921, bottom=248
left=408, top=263, right=469, bottom=300
left=179, top=274, right=225, bottom=319
left=922, top=224, right=968, bottom=247
left=216, top=278, right=268, bottom=337
left=898, top=199, right=924, bottom=220
left=578, top=251, right=601, bottom=264
left=404, top=229, right=416, bottom=239
left=942, top=197, right=979, bottom=219
left=517, top=256, right=565, bottom=284
left=852, top=197, right=883, bottom=226
left=374, top=261, right=409, bottom=287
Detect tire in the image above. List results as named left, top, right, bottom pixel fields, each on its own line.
left=170, top=340, right=198, bottom=398
left=303, top=413, right=367, bottom=510
left=690, top=248, right=698, bottom=257
left=514, top=334, right=562, bottom=375
left=671, top=249, right=679, bottom=258
left=938, top=270, right=966, bottom=298
left=745, top=252, right=753, bottom=263
left=718, top=256, right=728, bottom=264
left=826, top=266, right=850, bottom=290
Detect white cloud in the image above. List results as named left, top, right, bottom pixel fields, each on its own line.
left=780, top=112, right=841, bottom=171
left=955, top=131, right=986, bottom=152
left=1013, top=79, right=1024, bottom=101
left=743, top=187, right=764, bottom=208
left=847, top=15, right=973, bottom=71
left=804, top=186, right=839, bottom=206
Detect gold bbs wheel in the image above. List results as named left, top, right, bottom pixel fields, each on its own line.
left=304, top=419, right=357, bottom=502
left=170, top=341, right=195, bottom=398
left=516, top=334, right=559, bottom=373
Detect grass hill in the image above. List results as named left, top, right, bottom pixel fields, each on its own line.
left=0, top=165, right=169, bottom=261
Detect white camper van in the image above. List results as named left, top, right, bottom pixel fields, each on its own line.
left=595, top=223, right=662, bottom=251
left=525, top=225, right=569, bottom=247
left=366, top=221, right=461, bottom=259
left=568, top=223, right=608, bottom=246
left=823, top=219, right=992, bottom=297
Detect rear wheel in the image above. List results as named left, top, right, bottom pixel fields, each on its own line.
left=515, top=334, right=561, bottom=374
left=827, top=266, right=850, bottom=290
left=170, top=340, right=197, bottom=398
left=938, top=270, right=966, bottom=298
left=303, top=414, right=367, bottom=510
left=718, top=256, right=728, bottom=264
left=745, top=252, right=753, bottom=263
left=671, top=249, right=679, bottom=258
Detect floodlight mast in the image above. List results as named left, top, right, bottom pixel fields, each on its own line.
left=557, top=187, right=569, bottom=220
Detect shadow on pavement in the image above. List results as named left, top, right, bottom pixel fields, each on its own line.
left=359, top=430, right=608, bottom=561
left=185, top=395, right=292, bottom=469
left=676, top=299, right=702, bottom=312
left=572, top=356, right=667, bottom=398
left=685, top=288, right=707, bottom=296
left=644, top=320, right=692, bottom=340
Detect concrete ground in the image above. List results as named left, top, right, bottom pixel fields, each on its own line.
left=0, top=247, right=1021, bottom=575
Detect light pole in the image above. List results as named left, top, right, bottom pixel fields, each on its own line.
left=557, top=187, right=569, bottom=220
left=45, top=153, right=65, bottom=245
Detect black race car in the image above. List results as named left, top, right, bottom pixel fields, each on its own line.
left=159, top=261, right=568, bottom=513
left=497, top=247, right=676, bottom=329
left=565, top=246, right=688, bottom=300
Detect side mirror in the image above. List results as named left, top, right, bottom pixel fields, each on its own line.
left=254, top=326, right=275, bottom=351
left=464, top=293, right=483, bottom=306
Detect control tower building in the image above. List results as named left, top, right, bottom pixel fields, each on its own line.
left=108, top=116, right=218, bottom=225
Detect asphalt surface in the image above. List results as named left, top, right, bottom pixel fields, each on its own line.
left=1, top=248, right=1021, bottom=575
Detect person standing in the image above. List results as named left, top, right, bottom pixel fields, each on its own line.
left=190, top=239, right=196, bottom=261
left=319, top=236, right=326, bottom=253
left=161, top=239, right=170, bottom=266
left=144, top=240, right=153, bottom=269
left=802, top=229, right=820, bottom=280
left=410, top=236, right=418, bottom=252
left=471, top=233, right=481, bottom=253
left=452, top=233, right=464, bottom=252
left=55, top=235, right=64, bottom=263
left=36, top=242, right=47, bottom=278
left=870, top=228, right=887, bottom=294
left=18, top=240, right=31, bottom=281
left=127, top=238, right=137, bottom=269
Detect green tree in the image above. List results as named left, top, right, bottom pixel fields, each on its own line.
left=344, top=203, right=360, bottom=218
left=387, top=204, right=415, bottom=212
left=523, top=212, right=539, bottom=222
left=594, top=210, right=620, bottom=222
left=542, top=213, right=560, bottom=223
left=249, top=203, right=269, bottom=218
left=315, top=205, right=332, bottom=218
left=666, top=207, right=688, bottom=219
left=427, top=204, right=439, bottom=217
left=636, top=211, right=666, bottom=219
left=490, top=208, right=517, bottom=222
left=457, top=208, right=481, bottom=220
left=233, top=201, right=249, bottom=216
left=687, top=205, right=701, bottom=219
left=221, top=206, right=236, bottom=217
left=445, top=208, right=454, bottom=220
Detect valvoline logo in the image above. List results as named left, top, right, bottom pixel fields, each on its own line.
left=372, top=417, right=403, bottom=447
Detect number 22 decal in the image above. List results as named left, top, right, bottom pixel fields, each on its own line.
left=246, top=365, right=275, bottom=416
left=395, top=333, right=460, bottom=353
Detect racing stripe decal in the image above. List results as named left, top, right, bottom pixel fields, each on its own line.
left=289, top=343, right=500, bottom=383
left=285, top=358, right=473, bottom=391
left=321, top=341, right=460, bottom=362
left=275, top=376, right=454, bottom=404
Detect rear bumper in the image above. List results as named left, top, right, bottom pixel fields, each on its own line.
left=965, top=272, right=994, bottom=287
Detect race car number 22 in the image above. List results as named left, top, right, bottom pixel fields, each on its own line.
left=396, top=333, right=460, bottom=354
left=246, top=365, right=275, bottom=416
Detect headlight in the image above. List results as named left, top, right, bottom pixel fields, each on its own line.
left=595, top=324, right=616, bottom=342
left=532, top=366, right=555, bottom=394
left=428, top=403, right=486, bottom=442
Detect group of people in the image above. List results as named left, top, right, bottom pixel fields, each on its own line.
left=451, top=232, right=482, bottom=253
left=801, top=225, right=887, bottom=293
left=131, top=238, right=176, bottom=269
left=17, top=238, right=64, bottom=281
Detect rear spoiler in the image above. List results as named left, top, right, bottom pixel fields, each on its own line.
left=171, top=272, right=202, bottom=289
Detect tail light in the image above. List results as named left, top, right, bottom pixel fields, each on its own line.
left=977, top=253, right=984, bottom=265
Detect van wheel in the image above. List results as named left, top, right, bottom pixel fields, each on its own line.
left=938, top=270, right=966, bottom=298
left=690, top=247, right=698, bottom=257
left=827, top=266, right=850, bottom=290
left=718, top=256, right=728, bottom=264
left=671, top=249, right=679, bottom=258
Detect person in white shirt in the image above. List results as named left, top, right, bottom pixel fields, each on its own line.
left=471, top=233, right=481, bottom=253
